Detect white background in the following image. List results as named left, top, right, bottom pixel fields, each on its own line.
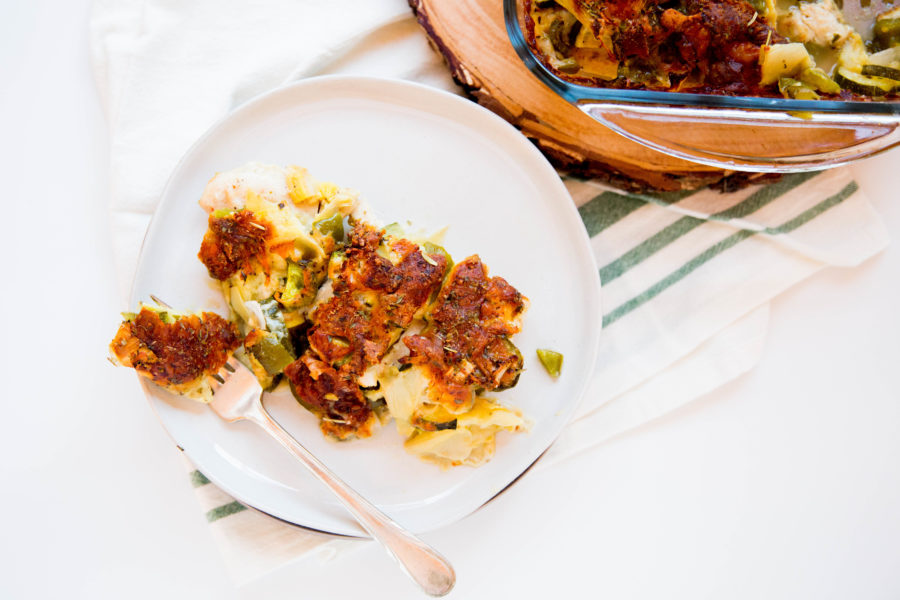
left=2, top=1, right=898, bottom=599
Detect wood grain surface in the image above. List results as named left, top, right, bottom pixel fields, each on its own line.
left=408, top=0, right=781, bottom=192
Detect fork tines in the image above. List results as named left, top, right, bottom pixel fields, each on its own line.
left=208, top=358, right=240, bottom=393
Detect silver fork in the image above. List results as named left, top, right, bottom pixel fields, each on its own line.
left=208, top=357, right=456, bottom=597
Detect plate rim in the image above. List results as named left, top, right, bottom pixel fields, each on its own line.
left=129, top=74, right=603, bottom=536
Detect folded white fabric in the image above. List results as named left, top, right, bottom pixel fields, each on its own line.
left=545, top=168, right=888, bottom=465
left=90, top=0, right=889, bottom=585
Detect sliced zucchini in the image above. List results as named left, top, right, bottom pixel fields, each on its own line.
left=874, top=18, right=900, bottom=49
left=799, top=67, right=841, bottom=94
left=285, top=375, right=320, bottom=415
left=779, top=77, right=820, bottom=100
left=834, top=67, right=897, bottom=96
left=861, top=64, right=900, bottom=81
left=494, top=338, right=525, bottom=390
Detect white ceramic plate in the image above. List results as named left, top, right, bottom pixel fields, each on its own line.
left=132, top=76, right=601, bottom=537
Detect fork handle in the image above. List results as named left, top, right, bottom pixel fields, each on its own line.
left=246, top=405, right=456, bottom=597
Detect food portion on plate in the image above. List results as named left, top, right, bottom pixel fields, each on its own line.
left=380, top=255, right=530, bottom=467
left=110, top=163, right=532, bottom=468
left=195, top=163, right=356, bottom=390
left=109, top=304, right=242, bottom=402
left=284, top=222, right=451, bottom=441
left=524, top=0, right=900, bottom=99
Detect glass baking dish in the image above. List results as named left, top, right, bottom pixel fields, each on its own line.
left=504, top=0, right=900, bottom=172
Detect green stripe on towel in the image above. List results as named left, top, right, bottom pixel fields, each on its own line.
left=597, top=172, right=819, bottom=286
left=579, top=192, right=647, bottom=237
left=190, top=470, right=210, bottom=488
left=577, top=187, right=702, bottom=238
left=599, top=214, right=706, bottom=284
left=712, top=172, right=818, bottom=220
left=601, top=181, right=856, bottom=328
left=602, top=230, right=755, bottom=327
left=206, top=501, right=247, bottom=522
left=765, top=181, right=857, bottom=234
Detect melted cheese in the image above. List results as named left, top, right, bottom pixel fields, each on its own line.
left=380, top=366, right=530, bottom=467
left=199, top=162, right=357, bottom=307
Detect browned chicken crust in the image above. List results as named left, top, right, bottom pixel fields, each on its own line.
left=285, top=223, right=450, bottom=439
left=528, top=0, right=785, bottom=95
left=284, top=354, right=377, bottom=439
left=401, top=256, right=528, bottom=414
left=198, top=209, right=274, bottom=280
left=109, top=308, right=242, bottom=389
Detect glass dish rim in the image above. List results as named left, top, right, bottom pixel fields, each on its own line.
left=504, top=0, right=900, bottom=117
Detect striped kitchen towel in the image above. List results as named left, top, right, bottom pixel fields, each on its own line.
left=545, top=168, right=887, bottom=463
left=182, top=456, right=361, bottom=584
left=90, top=0, right=889, bottom=586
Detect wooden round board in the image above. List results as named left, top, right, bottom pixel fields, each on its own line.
left=408, top=0, right=779, bottom=192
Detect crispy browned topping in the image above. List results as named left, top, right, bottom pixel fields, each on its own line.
left=284, top=354, right=376, bottom=440
left=529, top=0, right=784, bottom=95
left=284, top=223, right=449, bottom=439
left=402, top=256, right=527, bottom=413
left=308, top=223, right=449, bottom=375
left=198, top=210, right=273, bottom=280
left=110, top=308, right=241, bottom=386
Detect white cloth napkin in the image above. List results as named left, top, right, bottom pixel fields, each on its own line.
left=90, top=0, right=889, bottom=585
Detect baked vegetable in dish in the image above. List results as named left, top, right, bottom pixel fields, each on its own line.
left=525, top=0, right=900, bottom=99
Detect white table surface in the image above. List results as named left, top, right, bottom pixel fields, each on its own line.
left=3, top=1, right=899, bottom=598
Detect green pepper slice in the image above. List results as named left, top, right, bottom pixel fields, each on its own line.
left=556, top=58, right=580, bottom=74
left=861, top=64, right=900, bottom=81
left=249, top=335, right=295, bottom=376
left=246, top=298, right=296, bottom=376
left=778, top=77, right=820, bottom=100
left=537, top=348, right=563, bottom=378
left=259, top=298, right=293, bottom=353
left=314, top=213, right=344, bottom=243
left=211, top=208, right=236, bottom=219
left=422, top=241, right=453, bottom=271
left=280, top=259, right=326, bottom=309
